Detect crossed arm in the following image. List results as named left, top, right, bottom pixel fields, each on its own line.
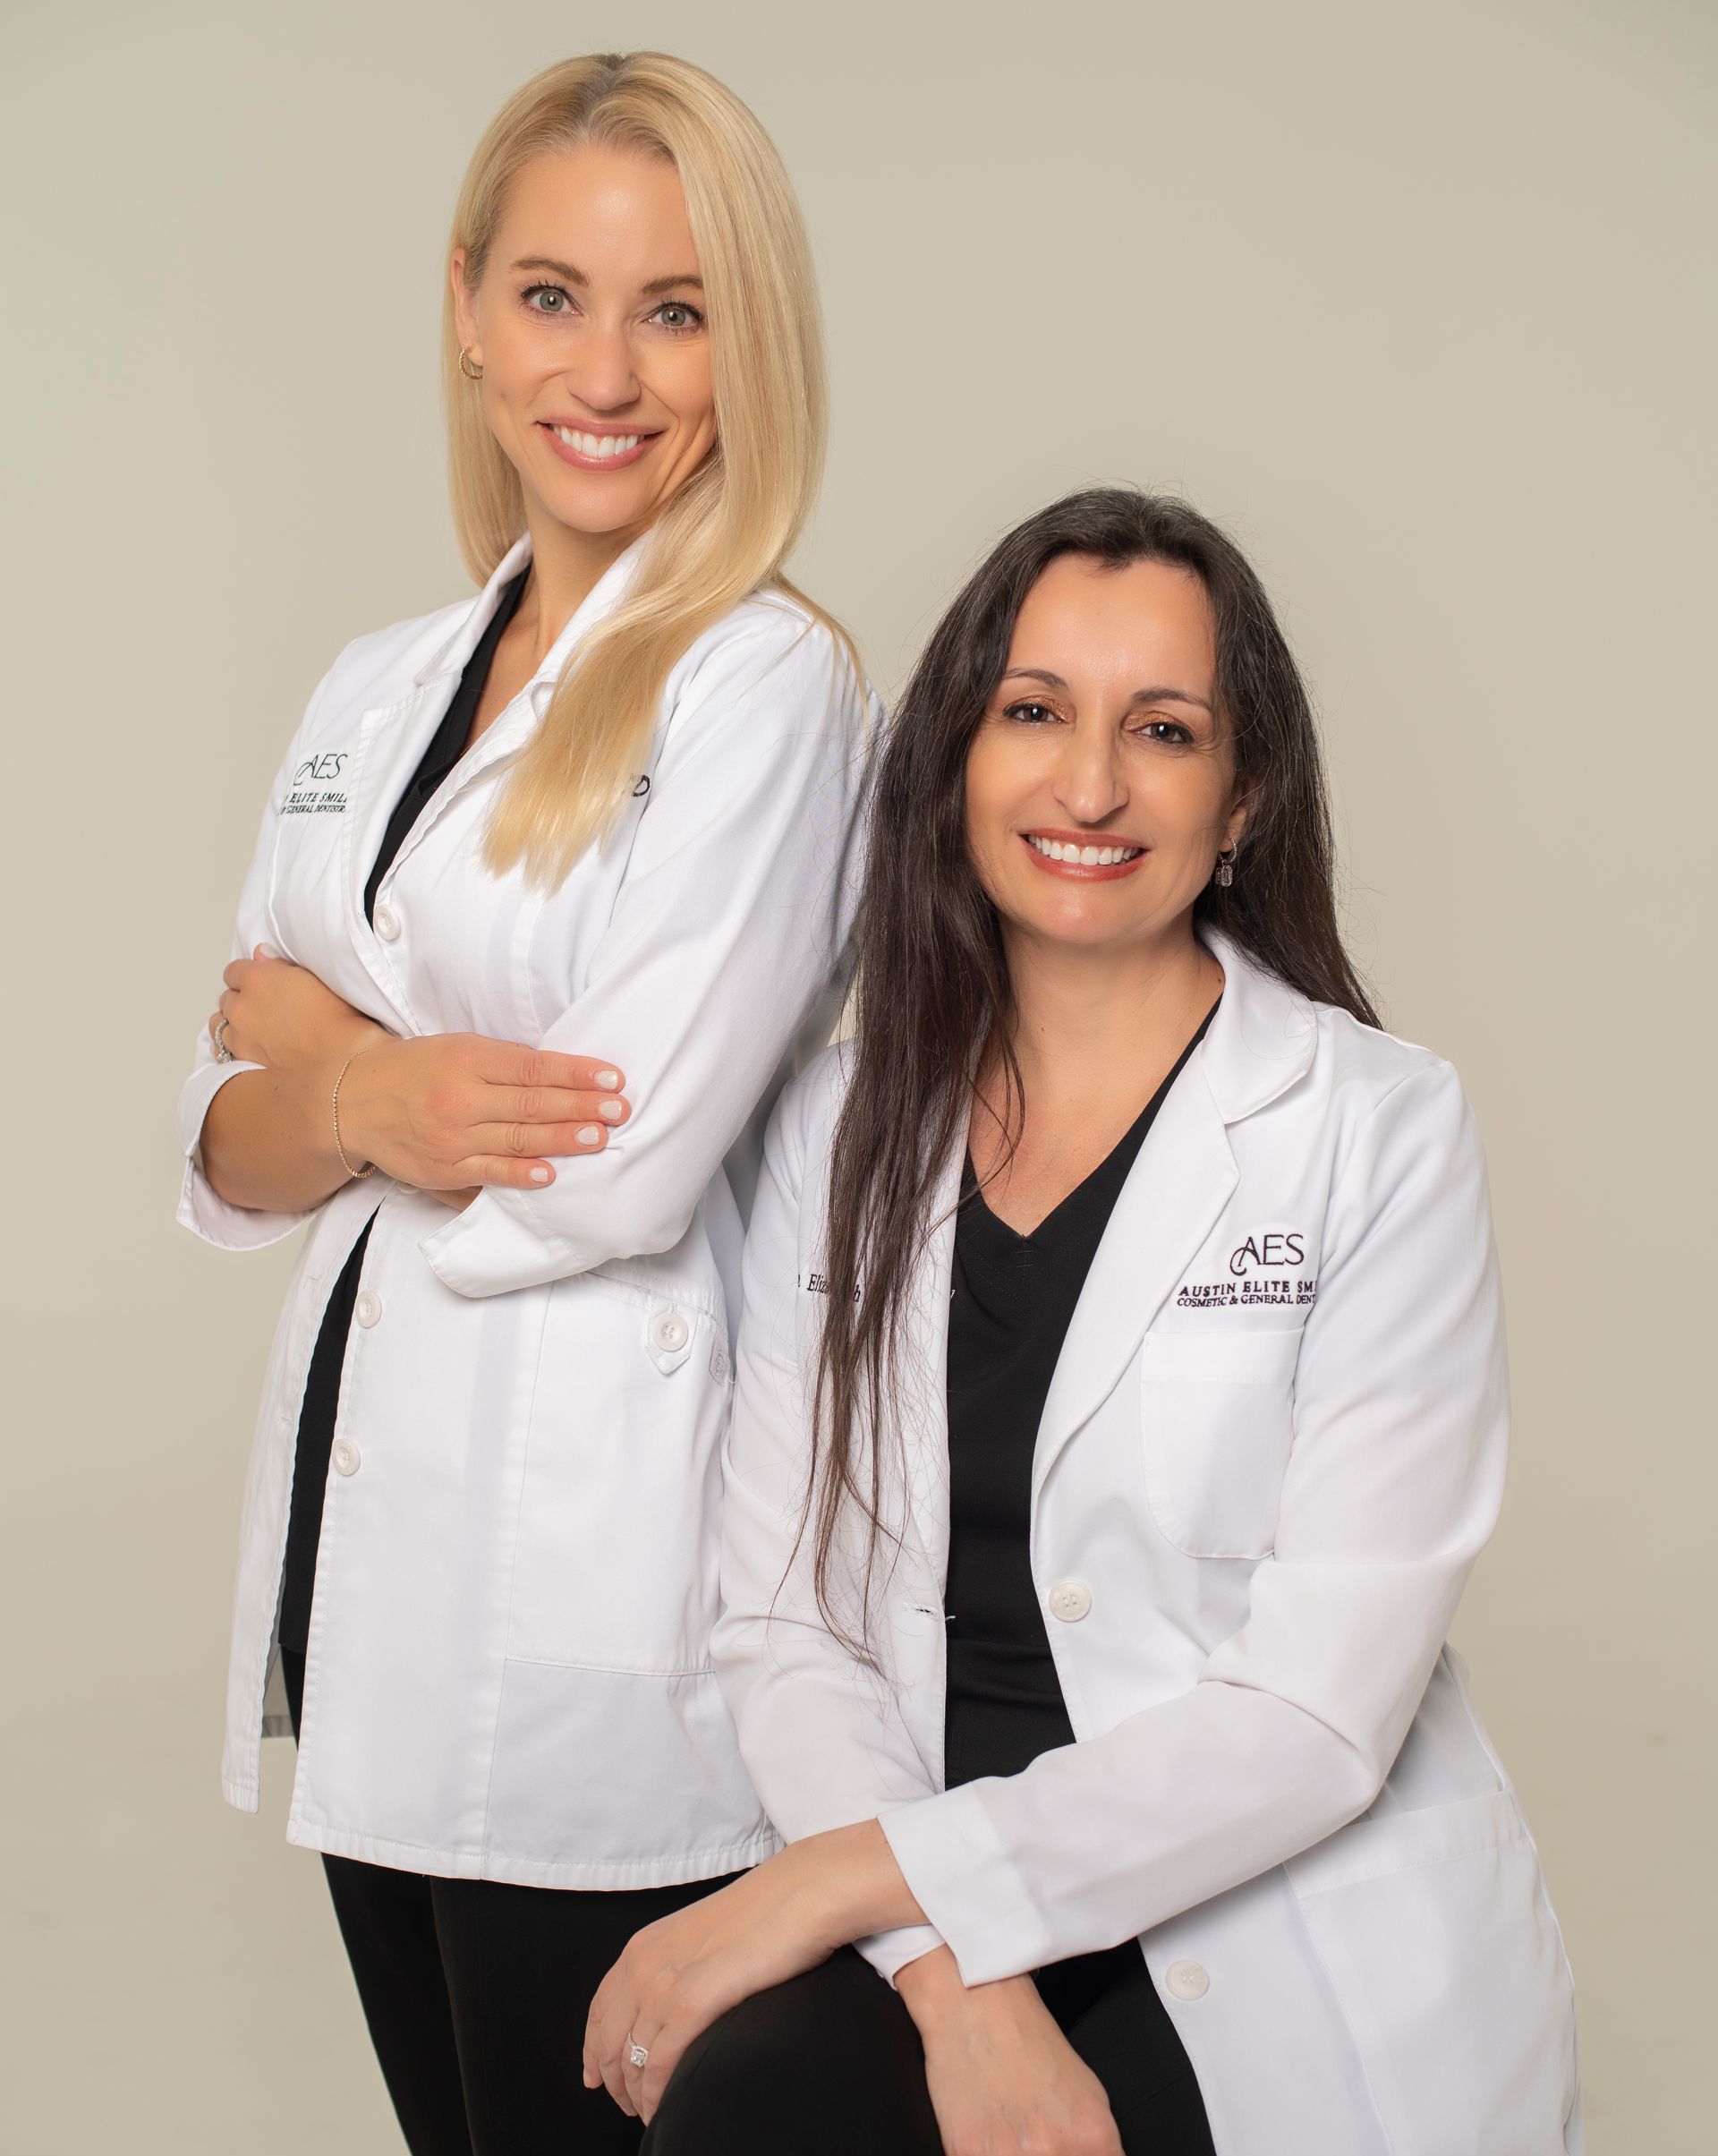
left=200, top=950, right=629, bottom=1214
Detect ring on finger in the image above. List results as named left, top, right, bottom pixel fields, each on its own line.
left=213, top=1017, right=234, bottom=1064
left=626, top=2039, right=649, bottom=2070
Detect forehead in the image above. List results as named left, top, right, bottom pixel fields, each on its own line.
left=1007, top=554, right=1215, bottom=694
left=489, top=143, right=697, bottom=276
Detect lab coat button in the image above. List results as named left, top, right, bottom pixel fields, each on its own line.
left=649, top=1307, right=690, bottom=1355
left=1165, top=1961, right=1209, bottom=2000
left=331, top=1438, right=361, bottom=1477
left=374, top=903, right=401, bottom=942
left=354, top=1291, right=382, bottom=1328
left=1047, top=1579, right=1093, bottom=1623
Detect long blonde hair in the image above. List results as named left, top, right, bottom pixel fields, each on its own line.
left=444, top=52, right=852, bottom=887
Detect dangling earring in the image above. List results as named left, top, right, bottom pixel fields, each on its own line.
left=458, top=347, right=484, bottom=381
left=1213, top=844, right=1237, bottom=889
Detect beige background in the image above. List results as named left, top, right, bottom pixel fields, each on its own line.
left=3, top=0, right=1712, bottom=2147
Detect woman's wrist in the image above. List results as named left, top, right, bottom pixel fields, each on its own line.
left=788, top=1818, right=927, bottom=1953
left=894, top=1944, right=971, bottom=2032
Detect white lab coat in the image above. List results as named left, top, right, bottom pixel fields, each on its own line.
left=176, top=532, right=876, bottom=1888
left=715, top=929, right=1583, bottom=2154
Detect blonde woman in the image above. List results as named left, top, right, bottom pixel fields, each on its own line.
left=174, top=54, right=874, bottom=2154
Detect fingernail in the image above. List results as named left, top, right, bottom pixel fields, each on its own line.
left=577, top=1126, right=601, bottom=1146
left=600, top=1099, right=624, bottom=1121
left=594, top=1069, right=621, bottom=1090
left=530, top=1166, right=552, bottom=1183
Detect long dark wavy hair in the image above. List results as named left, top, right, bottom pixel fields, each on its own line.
left=807, top=488, right=1378, bottom=1650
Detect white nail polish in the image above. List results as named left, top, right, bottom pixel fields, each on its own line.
left=530, top=1166, right=552, bottom=1183
left=594, top=1069, right=621, bottom=1090
left=578, top=1126, right=600, bottom=1146
left=600, top=1100, right=624, bottom=1121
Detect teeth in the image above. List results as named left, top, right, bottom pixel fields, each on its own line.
left=1027, top=836, right=1142, bottom=865
left=555, top=427, right=642, bottom=457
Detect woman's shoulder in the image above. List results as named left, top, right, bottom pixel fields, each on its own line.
left=672, top=587, right=873, bottom=717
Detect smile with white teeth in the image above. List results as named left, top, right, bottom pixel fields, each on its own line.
left=1026, top=836, right=1144, bottom=865
left=553, top=426, right=645, bottom=457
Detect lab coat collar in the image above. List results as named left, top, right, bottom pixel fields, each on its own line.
left=1195, top=927, right=1320, bottom=1123
left=411, top=527, right=654, bottom=692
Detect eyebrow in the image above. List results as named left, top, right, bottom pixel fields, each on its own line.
left=507, top=257, right=705, bottom=297
left=999, top=667, right=1214, bottom=713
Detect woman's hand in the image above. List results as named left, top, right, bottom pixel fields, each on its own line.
left=213, top=949, right=387, bottom=1071
left=583, top=1822, right=923, bottom=2123
left=897, top=1947, right=1123, bottom=2156
left=332, top=1034, right=631, bottom=1193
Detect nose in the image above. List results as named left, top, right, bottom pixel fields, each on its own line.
left=566, top=315, right=641, bottom=413
left=1052, top=718, right=1127, bottom=827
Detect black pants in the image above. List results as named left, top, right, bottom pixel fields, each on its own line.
left=642, top=1941, right=1216, bottom=2156
left=279, top=1648, right=740, bottom=2156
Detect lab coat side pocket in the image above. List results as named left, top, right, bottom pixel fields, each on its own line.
left=1138, top=1329, right=1301, bottom=1559
left=1285, top=1792, right=1580, bottom=2154
left=506, top=1274, right=731, bottom=1675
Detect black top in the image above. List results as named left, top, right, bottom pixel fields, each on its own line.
left=941, top=997, right=1220, bottom=1791
left=276, top=569, right=529, bottom=1653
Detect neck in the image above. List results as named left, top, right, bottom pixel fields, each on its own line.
left=998, top=918, right=1222, bottom=1112
left=514, top=505, right=644, bottom=669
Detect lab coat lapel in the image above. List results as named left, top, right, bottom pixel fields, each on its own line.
left=1032, top=1058, right=1237, bottom=1503
left=379, top=530, right=652, bottom=885
left=1030, top=933, right=1317, bottom=1501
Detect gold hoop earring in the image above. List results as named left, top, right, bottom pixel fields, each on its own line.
left=458, top=347, right=484, bottom=381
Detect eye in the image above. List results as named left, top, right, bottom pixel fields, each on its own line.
left=521, top=282, right=575, bottom=317
left=648, top=298, right=706, bottom=334
left=1000, top=699, right=1061, bottom=725
left=1133, top=717, right=1196, bottom=746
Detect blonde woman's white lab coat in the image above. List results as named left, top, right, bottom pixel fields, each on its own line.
left=714, top=929, right=1583, bottom=2154
left=175, top=533, right=875, bottom=1888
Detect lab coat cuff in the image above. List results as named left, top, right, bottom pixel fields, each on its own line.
left=419, top=1186, right=580, bottom=1299
left=880, top=1785, right=1053, bottom=1987
left=853, top=1924, right=948, bottom=1989
left=174, top=1059, right=310, bottom=1250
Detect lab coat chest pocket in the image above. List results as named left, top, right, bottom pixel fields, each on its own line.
left=507, top=1274, right=730, bottom=1676
left=1284, top=1793, right=1578, bottom=2150
left=1137, top=1329, right=1302, bottom=1558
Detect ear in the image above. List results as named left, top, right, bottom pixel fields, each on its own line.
left=1222, top=777, right=1254, bottom=854
left=449, top=249, right=481, bottom=362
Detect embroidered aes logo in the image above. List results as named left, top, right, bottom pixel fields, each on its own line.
left=283, top=749, right=350, bottom=817
left=1176, top=1223, right=1317, bottom=1310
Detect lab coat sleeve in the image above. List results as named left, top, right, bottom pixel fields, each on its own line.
left=880, top=1058, right=1511, bottom=1984
left=420, top=611, right=872, bottom=1299
left=174, top=674, right=337, bottom=1250
left=710, top=1081, right=947, bottom=1988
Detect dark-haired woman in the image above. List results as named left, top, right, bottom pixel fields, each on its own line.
left=583, top=491, right=1583, bottom=2156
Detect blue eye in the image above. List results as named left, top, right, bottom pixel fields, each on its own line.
left=522, top=283, right=574, bottom=316
left=650, top=299, right=705, bottom=333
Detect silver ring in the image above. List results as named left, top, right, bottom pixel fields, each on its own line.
left=626, top=2041, right=649, bottom=2070
left=213, top=1017, right=234, bottom=1064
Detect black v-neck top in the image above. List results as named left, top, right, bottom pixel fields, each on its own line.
left=940, top=997, right=1220, bottom=1791
left=276, top=568, right=530, bottom=1654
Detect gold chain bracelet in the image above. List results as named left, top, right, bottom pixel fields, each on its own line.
left=331, top=1052, right=377, bottom=1180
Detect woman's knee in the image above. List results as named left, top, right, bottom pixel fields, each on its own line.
left=644, top=1955, right=936, bottom=2155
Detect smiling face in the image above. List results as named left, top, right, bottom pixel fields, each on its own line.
left=451, top=142, right=718, bottom=542
left=965, top=552, right=1247, bottom=959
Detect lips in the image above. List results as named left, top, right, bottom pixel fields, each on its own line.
left=538, top=421, right=660, bottom=473
left=1020, top=831, right=1149, bottom=882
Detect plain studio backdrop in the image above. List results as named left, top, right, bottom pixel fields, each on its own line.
left=2, top=0, right=1712, bottom=2147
